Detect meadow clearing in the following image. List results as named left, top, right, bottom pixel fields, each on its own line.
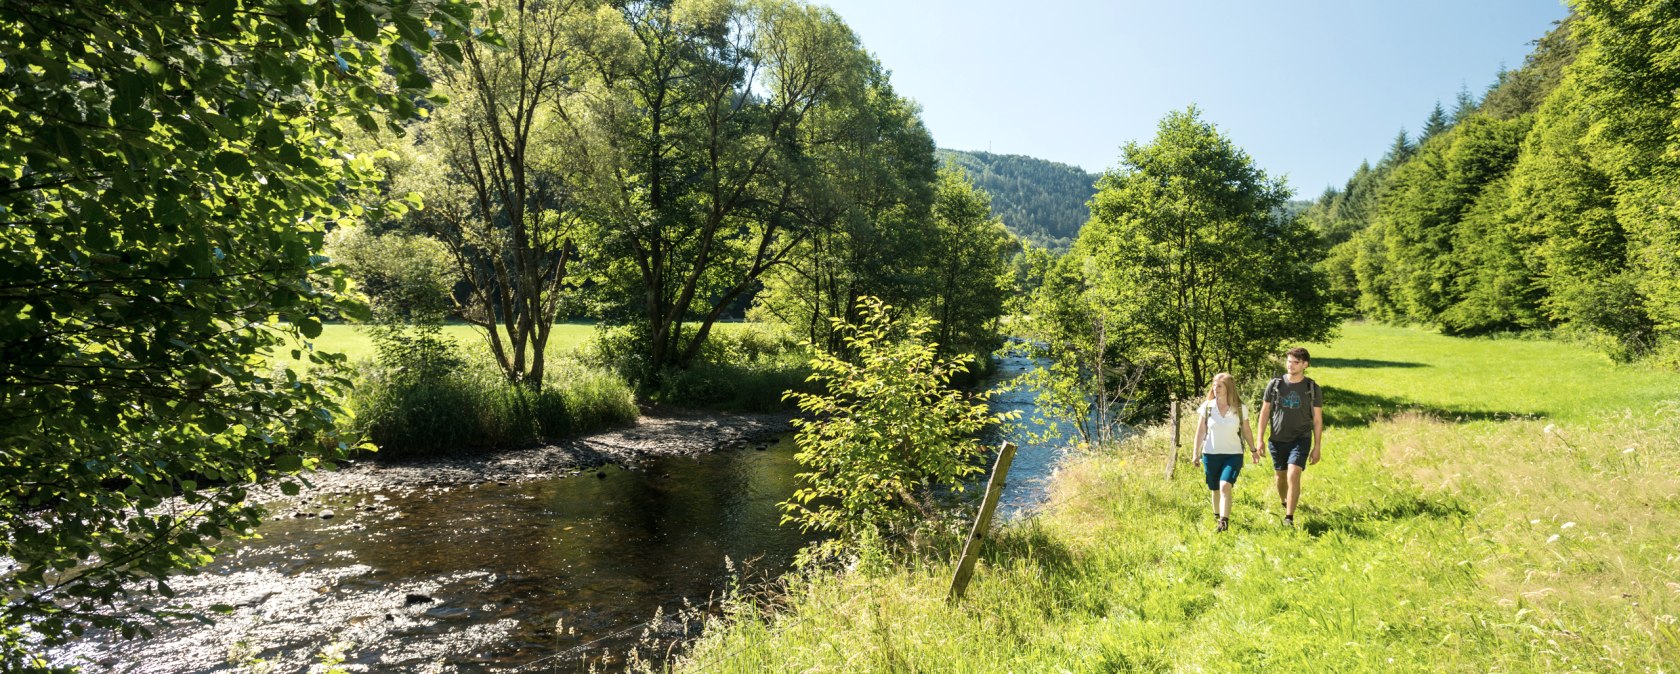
left=674, top=322, right=1680, bottom=672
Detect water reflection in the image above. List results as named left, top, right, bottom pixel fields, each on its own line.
left=54, top=437, right=814, bottom=673
left=55, top=353, right=1076, bottom=673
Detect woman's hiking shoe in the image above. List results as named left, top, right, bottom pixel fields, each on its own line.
left=1216, top=516, right=1229, bottom=533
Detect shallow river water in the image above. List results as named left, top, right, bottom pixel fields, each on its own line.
left=53, top=354, right=1067, bottom=673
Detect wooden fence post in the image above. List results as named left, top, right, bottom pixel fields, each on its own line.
left=947, top=441, right=1017, bottom=603
left=1165, top=398, right=1180, bottom=480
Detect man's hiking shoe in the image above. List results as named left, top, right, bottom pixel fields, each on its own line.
left=1216, top=516, right=1229, bottom=533
left=1283, top=514, right=1294, bottom=527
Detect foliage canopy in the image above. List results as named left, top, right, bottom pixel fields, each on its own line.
left=0, top=0, right=471, bottom=661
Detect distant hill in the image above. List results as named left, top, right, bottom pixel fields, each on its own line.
left=937, top=149, right=1099, bottom=251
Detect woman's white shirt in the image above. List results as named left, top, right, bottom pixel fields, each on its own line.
left=1200, top=400, right=1244, bottom=454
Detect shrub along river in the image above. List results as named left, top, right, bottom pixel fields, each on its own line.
left=51, top=352, right=1071, bottom=673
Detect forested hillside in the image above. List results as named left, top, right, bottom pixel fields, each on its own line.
left=937, top=149, right=1098, bottom=251
left=1304, top=5, right=1680, bottom=366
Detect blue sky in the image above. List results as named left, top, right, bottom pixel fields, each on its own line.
left=814, top=0, right=1572, bottom=197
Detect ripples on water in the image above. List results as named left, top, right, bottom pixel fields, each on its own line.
left=54, top=354, right=1073, bottom=673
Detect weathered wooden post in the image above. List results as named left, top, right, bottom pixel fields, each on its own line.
left=947, top=441, right=1017, bottom=603
left=1165, top=398, right=1180, bottom=480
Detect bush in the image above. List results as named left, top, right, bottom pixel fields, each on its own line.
left=583, top=322, right=813, bottom=411
left=350, top=325, right=637, bottom=456
left=781, top=297, right=1010, bottom=561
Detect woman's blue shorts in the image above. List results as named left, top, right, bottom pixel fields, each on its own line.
left=1202, top=453, right=1243, bottom=491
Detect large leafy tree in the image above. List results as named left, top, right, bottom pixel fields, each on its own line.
left=1066, top=107, right=1334, bottom=402
left=573, top=0, right=878, bottom=374
left=0, top=0, right=470, bottom=662
left=1570, top=0, right=1680, bottom=352
left=752, top=72, right=939, bottom=354
left=397, top=0, right=603, bottom=385
left=925, top=168, right=1015, bottom=359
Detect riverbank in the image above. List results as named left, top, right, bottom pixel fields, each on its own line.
left=52, top=410, right=797, bottom=673
left=672, top=323, right=1680, bottom=672
left=254, top=408, right=792, bottom=505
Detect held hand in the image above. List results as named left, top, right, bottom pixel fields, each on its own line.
left=1192, top=455, right=1202, bottom=467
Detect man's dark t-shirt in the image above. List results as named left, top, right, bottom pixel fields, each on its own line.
left=1263, top=376, right=1322, bottom=443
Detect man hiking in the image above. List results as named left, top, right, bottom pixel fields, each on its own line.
left=1254, top=347, right=1323, bottom=527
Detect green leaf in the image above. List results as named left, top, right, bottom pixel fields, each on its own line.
left=204, top=0, right=236, bottom=27
left=343, top=4, right=379, bottom=42
left=280, top=481, right=300, bottom=496
left=389, top=44, right=419, bottom=74
left=434, top=43, right=463, bottom=65
left=274, top=455, right=302, bottom=472
left=214, top=151, right=251, bottom=177
left=317, top=0, right=342, bottom=37
left=298, top=317, right=322, bottom=338
left=391, top=13, right=431, bottom=51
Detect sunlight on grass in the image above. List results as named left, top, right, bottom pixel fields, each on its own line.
left=669, top=323, right=1680, bottom=673
left=273, top=322, right=599, bottom=366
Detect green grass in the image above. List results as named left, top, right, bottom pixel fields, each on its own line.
left=279, top=321, right=599, bottom=366
left=669, top=322, right=1680, bottom=673
left=1307, top=322, right=1677, bottom=428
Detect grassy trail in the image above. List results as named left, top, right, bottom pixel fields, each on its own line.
left=676, top=323, right=1680, bottom=672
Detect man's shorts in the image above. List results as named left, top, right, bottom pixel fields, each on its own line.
left=1269, top=437, right=1312, bottom=471
left=1202, top=453, right=1243, bottom=491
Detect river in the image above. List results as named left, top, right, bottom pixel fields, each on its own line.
left=50, top=353, right=1069, bottom=673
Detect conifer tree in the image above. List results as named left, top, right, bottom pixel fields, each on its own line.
left=1451, top=84, right=1480, bottom=124
left=1420, top=101, right=1449, bottom=141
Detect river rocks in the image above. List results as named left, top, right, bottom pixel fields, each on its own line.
left=404, top=593, right=434, bottom=606
left=239, top=410, right=794, bottom=504
left=425, top=606, right=471, bottom=620
left=319, top=509, right=335, bottom=519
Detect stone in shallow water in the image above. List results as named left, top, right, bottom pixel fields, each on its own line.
left=404, top=593, right=433, bottom=606
left=425, top=606, right=471, bottom=620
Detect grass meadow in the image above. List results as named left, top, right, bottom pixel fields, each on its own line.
left=277, top=321, right=600, bottom=366
left=671, top=322, right=1680, bottom=672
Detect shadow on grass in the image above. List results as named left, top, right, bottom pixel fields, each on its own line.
left=1324, top=387, right=1535, bottom=428
left=1314, top=357, right=1427, bottom=369
left=983, top=521, right=1079, bottom=577
left=1300, top=492, right=1469, bottom=539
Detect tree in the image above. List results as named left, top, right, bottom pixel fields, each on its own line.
left=781, top=297, right=1003, bottom=559
left=751, top=69, right=939, bottom=354
left=1065, top=107, right=1334, bottom=402
left=935, top=149, right=1098, bottom=252
left=397, top=0, right=600, bottom=386
left=0, top=0, right=471, bottom=663
left=575, top=0, right=878, bottom=375
left=1570, top=0, right=1680, bottom=354
left=925, top=168, right=1015, bottom=359
left=1383, top=128, right=1416, bottom=166
left=1420, top=101, right=1450, bottom=142
left=326, top=227, right=456, bottom=323
left=1451, top=84, right=1480, bottom=124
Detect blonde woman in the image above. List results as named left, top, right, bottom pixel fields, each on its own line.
left=1193, top=373, right=1256, bottom=532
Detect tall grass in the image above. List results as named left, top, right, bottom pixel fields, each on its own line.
left=586, top=322, right=814, bottom=412
left=347, top=329, right=637, bottom=457
left=665, top=322, right=1680, bottom=672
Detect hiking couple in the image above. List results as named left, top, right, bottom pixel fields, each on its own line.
left=1191, top=347, right=1323, bottom=532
